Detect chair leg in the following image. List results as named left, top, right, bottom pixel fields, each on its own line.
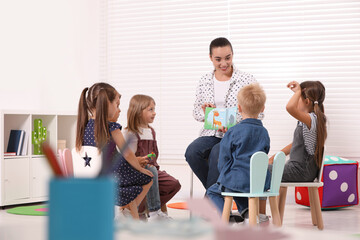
left=278, top=186, right=288, bottom=224
left=222, top=196, right=233, bottom=223
left=249, top=197, right=258, bottom=226
left=269, top=196, right=281, bottom=227
left=308, top=187, right=317, bottom=226
left=310, top=187, right=324, bottom=230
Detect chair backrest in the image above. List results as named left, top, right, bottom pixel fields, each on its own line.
left=58, top=149, right=66, bottom=174
left=63, top=148, right=74, bottom=177
left=268, top=151, right=286, bottom=194
left=249, top=151, right=269, bottom=194
left=71, top=146, right=102, bottom=178
left=314, top=148, right=326, bottom=183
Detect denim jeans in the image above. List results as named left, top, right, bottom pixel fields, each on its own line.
left=206, top=183, right=248, bottom=214
left=185, top=136, right=221, bottom=189
left=145, top=165, right=161, bottom=211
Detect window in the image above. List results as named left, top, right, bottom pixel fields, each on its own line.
left=101, top=0, right=360, bottom=163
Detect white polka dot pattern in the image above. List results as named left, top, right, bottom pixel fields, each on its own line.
left=348, top=194, right=355, bottom=203
left=340, top=182, right=348, bottom=192
left=329, top=170, right=338, bottom=180
left=296, top=192, right=302, bottom=201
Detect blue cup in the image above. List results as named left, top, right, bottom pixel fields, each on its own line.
left=49, top=178, right=115, bottom=240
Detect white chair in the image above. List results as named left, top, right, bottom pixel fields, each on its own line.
left=278, top=152, right=326, bottom=230
left=71, top=146, right=102, bottom=178
left=221, top=151, right=286, bottom=227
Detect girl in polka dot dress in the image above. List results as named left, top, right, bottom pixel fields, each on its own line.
left=269, top=81, right=327, bottom=182
left=75, top=82, right=153, bottom=220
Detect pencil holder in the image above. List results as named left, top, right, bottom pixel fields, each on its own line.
left=49, top=178, right=115, bottom=240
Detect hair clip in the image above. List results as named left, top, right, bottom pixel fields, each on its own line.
left=314, top=101, right=319, bottom=105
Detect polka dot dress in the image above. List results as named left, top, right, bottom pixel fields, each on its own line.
left=83, top=119, right=152, bottom=206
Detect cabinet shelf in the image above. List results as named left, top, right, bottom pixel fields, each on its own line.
left=0, top=110, right=76, bottom=207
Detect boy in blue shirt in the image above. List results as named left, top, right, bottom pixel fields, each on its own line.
left=206, top=83, right=270, bottom=218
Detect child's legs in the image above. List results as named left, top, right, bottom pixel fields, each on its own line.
left=233, top=196, right=248, bottom=214
left=143, top=166, right=161, bottom=212
left=158, top=170, right=181, bottom=206
left=133, top=180, right=153, bottom=207
left=206, top=183, right=225, bottom=214
left=259, top=198, right=267, bottom=214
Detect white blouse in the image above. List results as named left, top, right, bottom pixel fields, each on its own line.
left=193, top=66, right=257, bottom=137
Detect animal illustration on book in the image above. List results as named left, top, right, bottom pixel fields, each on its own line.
left=212, top=111, right=222, bottom=129
left=204, top=107, right=237, bottom=130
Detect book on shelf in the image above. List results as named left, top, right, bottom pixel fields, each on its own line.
left=6, top=130, right=25, bottom=156
left=4, top=152, right=16, bottom=156
left=204, top=107, right=237, bottom=130
left=21, top=131, right=28, bottom=155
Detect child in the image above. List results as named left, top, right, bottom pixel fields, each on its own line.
left=206, top=83, right=270, bottom=217
left=269, top=81, right=327, bottom=182
left=75, top=82, right=153, bottom=220
left=123, top=94, right=181, bottom=221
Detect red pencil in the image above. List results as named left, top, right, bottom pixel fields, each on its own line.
left=42, top=142, right=64, bottom=177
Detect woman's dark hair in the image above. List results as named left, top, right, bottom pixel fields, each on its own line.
left=209, top=37, right=233, bottom=56
left=75, top=82, right=120, bottom=151
left=300, top=81, right=327, bottom=168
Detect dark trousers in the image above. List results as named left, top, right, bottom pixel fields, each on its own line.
left=185, top=136, right=221, bottom=189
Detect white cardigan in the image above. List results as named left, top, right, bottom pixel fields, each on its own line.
left=193, top=66, right=257, bottom=137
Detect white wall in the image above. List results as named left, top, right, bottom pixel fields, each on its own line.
left=0, top=0, right=99, bottom=112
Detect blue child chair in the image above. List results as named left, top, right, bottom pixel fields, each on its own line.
left=221, top=151, right=286, bottom=227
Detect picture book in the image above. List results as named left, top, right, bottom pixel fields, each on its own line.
left=21, top=131, right=28, bottom=155
left=7, top=130, right=25, bottom=155
left=204, top=107, right=237, bottom=130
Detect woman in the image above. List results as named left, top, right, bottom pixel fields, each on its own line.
left=185, top=37, right=258, bottom=190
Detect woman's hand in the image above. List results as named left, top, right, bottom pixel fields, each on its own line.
left=140, top=168, right=154, bottom=177
left=217, top=126, right=228, bottom=133
left=201, top=103, right=216, bottom=113
left=287, top=81, right=301, bottom=93
left=137, top=156, right=149, bottom=168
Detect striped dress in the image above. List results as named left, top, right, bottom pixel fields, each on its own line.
left=282, top=112, right=319, bottom=182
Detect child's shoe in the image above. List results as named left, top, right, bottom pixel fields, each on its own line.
left=148, top=209, right=173, bottom=222
left=259, top=213, right=270, bottom=223
left=117, top=208, right=132, bottom=220
left=139, top=211, right=148, bottom=222
left=229, top=213, right=244, bottom=223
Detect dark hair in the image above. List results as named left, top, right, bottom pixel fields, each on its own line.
left=75, top=82, right=120, bottom=151
left=209, top=37, right=233, bottom=56
left=300, top=81, right=327, bottom=168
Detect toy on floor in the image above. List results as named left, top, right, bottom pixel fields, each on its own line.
left=295, top=155, right=359, bottom=209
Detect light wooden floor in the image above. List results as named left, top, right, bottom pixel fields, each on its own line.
left=0, top=198, right=359, bottom=240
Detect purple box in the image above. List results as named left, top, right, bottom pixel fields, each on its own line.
left=295, top=155, right=359, bottom=209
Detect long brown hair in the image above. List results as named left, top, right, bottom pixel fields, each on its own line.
left=300, top=81, right=327, bottom=167
left=126, top=94, right=155, bottom=134
left=75, top=82, right=120, bottom=151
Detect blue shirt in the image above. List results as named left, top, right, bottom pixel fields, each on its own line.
left=217, top=118, right=271, bottom=193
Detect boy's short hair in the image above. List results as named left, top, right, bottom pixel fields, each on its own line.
left=237, top=83, right=266, bottom=116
